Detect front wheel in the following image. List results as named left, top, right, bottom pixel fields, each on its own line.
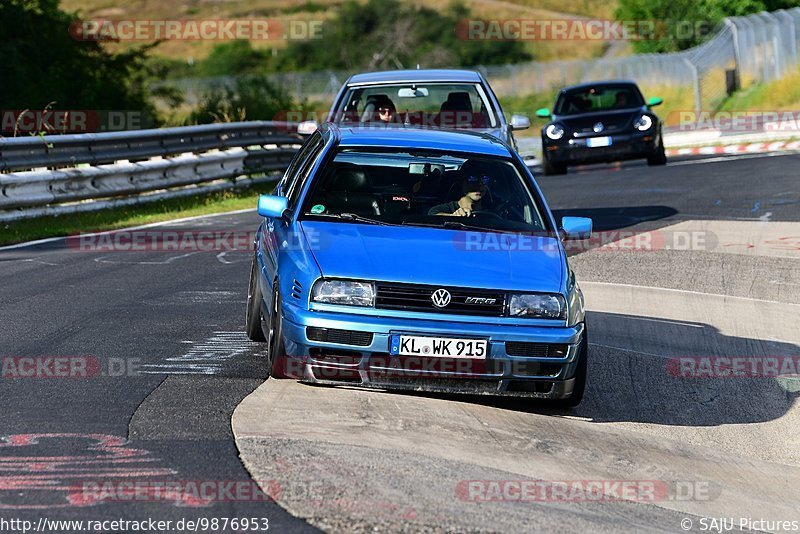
left=647, top=136, right=667, bottom=166
left=245, top=253, right=267, bottom=342
left=550, top=332, right=587, bottom=409
left=268, top=284, right=288, bottom=379
left=542, top=155, right=567, bottom=176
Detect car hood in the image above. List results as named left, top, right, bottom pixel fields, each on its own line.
left=301, top=221, right=564, bottom=293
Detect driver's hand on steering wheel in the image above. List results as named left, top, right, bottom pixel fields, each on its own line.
left=453, top=206, right=472, bottom=217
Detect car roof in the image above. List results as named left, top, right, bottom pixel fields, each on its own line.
left=324, top=124, right=511, bottom=158
left=560, top=80, right=639, bottom=92
left=346, top=69, right=483, bottom=86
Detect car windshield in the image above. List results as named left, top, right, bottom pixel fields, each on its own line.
left=300, top=148, right=550, bottom=234
left=336, top=83, right=497, bottom=128
left=554, top=84, right=644, bottom=115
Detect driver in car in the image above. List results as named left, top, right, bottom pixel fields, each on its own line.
left=428, top=175, right=487, bottom=216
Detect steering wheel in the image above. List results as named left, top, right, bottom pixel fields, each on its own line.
left=469, top=210, right=504, bottom=221
left=489, top=199, right=526, bottom=221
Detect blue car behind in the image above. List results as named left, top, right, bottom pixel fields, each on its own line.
left=245, top=124, right=592, bottom=406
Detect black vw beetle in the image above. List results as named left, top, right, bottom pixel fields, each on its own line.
left=537, top=80, right=666, bottom=175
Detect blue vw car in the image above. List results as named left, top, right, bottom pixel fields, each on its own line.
left=246, top=124, right=592, bottom=406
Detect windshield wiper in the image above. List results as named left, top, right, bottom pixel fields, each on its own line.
left=403, top=220, right=514, bottom=233
left=311, top=212, right=394, bottom=226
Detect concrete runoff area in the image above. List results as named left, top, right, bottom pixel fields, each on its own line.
left=233, top=215, right=800, bottom=532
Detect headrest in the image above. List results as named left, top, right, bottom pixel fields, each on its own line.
left=440, top=92, right=472, bottom=112
left=331, top=164, right=369, bottom=191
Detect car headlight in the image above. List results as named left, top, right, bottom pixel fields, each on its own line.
left=311, top=279, right=374, bottom=307
left=545, top=124, right=565, bottom=140
left=634, top=114, right=653, bottom=131
left=508, top=293, right=566, bottom=319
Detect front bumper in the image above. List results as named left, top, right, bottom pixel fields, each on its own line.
left=544, top=131, right=658, bottom=165
left=277, top=302, right=586, bottom=399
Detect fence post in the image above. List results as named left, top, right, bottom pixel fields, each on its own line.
left=759, top=12, right=782, bottom=79
left=724, top=18, right=742, bottom=91
left=774, top=10, right=797, bottom=69
left=682, top=57, right=702, bottom=114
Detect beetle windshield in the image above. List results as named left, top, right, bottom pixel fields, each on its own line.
left=554, top=84, right=644, bottom=115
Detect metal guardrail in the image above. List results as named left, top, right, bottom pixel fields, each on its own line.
left=0, top=122, right=301, bottom=222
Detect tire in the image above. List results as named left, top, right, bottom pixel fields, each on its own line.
left=550, top=332, right=588, bottom=409
left=245, top=253, right=267, bottom=342
left=268, top=284, right=288, bottom=379
left=542, top=155, right=567, bottom=176
left=647, top=136, right=667, bottom=166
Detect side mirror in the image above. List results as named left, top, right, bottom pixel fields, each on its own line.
left=535, top=108, right=552, bottom=119
left=257, top=195, right=289, bottom=219
left=647, top=96, right=663, bottom=108
left=297, top=120, right=318, bottom=135
left=509, top=114, right=530, bottom=131
left=560, top=216, right=592, bottom=240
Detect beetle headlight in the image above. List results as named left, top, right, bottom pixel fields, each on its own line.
left=634, top=114, right=653, bottom=131
left=311, top=279, right=375, bottom=307
left=508, top=293, right=566, bottom=319
left=545, top=124, right=565, bottom=140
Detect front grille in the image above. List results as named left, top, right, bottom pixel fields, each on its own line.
left=505, top=342, right=568, bottom=358
left=375, top=283, right=505, bottom=316
left=367, top=376, right=502, bottom=393
left=307, top=327, right=373, bottom=346
left=578, top=124, right=621, bottom=134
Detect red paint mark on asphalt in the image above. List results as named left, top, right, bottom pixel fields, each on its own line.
left=0, top=433, right=177, bottom=509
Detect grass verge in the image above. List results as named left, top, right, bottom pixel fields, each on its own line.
left=0, top=186, right=270, bottom=247
left=718, top=69, right=800, bottom=111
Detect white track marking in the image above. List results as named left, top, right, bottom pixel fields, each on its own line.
left=92, top=251, right=199, bottom=265
left=668, top=151, right=787, bottom=166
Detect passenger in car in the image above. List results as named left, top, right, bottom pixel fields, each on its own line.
left=376, top=100, right=397, bottom=124
left=360, top=94, right=398, bottom=124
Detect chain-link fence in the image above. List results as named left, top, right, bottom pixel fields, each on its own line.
left=473, top=8, right=800, bottom=112
left=162, top=8, right=800, bottom=114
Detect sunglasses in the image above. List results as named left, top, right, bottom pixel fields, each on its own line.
left=466, top=174, right=491, bottom=185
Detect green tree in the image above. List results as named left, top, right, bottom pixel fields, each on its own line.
left=274, top=0, right=531, bottom=71
left=201, top=41, right=269, bottom=77
left=0, top=0, right=156, bottom=124
left=187, top=75, right=306, bottom=124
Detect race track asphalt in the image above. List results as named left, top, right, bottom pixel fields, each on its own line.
left=1, top=150, right=798, bottom=532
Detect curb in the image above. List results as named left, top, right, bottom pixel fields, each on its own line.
left=666, top=140, right=800, bottom=157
